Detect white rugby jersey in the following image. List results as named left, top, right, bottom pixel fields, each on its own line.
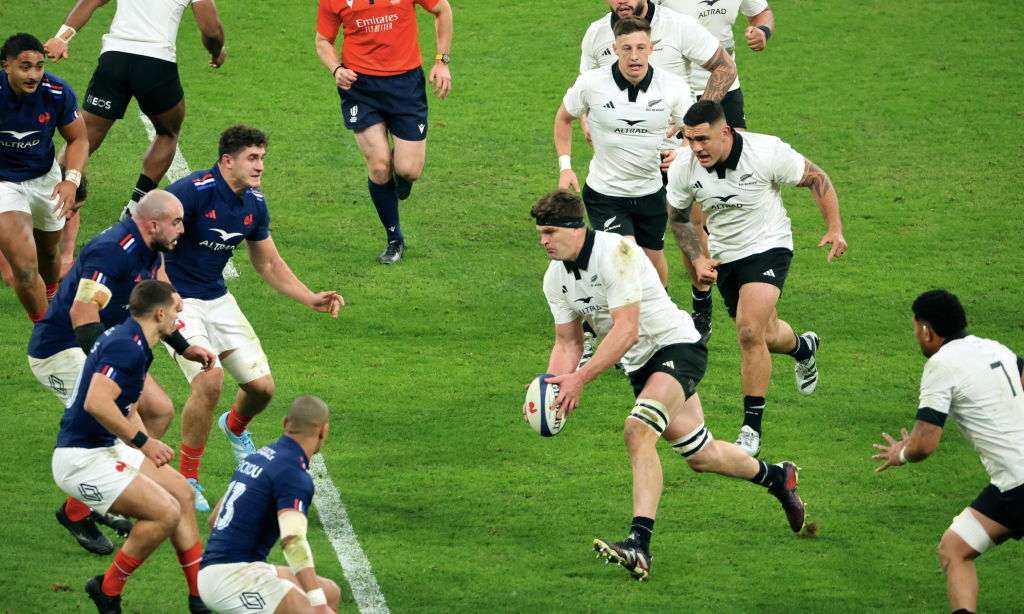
left=666, top=130, right=804, bottom=263
left=543, top=230, right=699, bottom=373
left=102, top=0, right=203, bottom=63
left=918, top=335, right=1024, bottom=492
left=655, top=0, right=766, bottom=95
left=564, top=64, right=690, bottom=197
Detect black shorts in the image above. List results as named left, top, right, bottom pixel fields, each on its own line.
left=696, top=88, right=746, bottom=129
left=84, top=51, right=183, bottom=120
left=970, top=482, right=1024, bottom=540
left=338, top=67, right=428, bottom=141
left=627, top=343, right=707, bottom=399
left=582, top=184, right=667, bottom=250
left=715, top=247, right=792, bottom=318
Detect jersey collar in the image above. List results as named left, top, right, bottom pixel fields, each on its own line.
left=941, top=330, right=968, bottom=346
left=277, top=434, right=310, bottom=471
left=707, top=128, right=743, bottom=179
left=611, top=62, right=654, bottom=103
left=211, top=162, right=247, bottom=207
left=563, top=230, right=596, bottom=278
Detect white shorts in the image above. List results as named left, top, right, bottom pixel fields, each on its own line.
left=52, top=444, right=144, bottom=515
left=0, top=161, right=66, bottom=232
left=198, top=561, right=298, bottom=614
left=166, top=293, right=270, bottom=384
left=28, top=346, right=87, bottom=406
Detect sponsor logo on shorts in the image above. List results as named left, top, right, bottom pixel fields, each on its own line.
left=78, top=483, right=103, bottom=503
left=763, top=269, right=776, bottom=278
left=349, top=105, right=358, bottom=123
left=85, top=94, right=112, bottom=110
left=662, top=360, right=675, bottom=369
left=418, top=123, right=425, bottom=134
left=240, top=591, right=266, bottom=610
left=48, top=374, right=66, bottom=396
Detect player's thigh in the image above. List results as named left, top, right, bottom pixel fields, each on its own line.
left=83, top=51, right=134, bottom=121
left=52, top=444, right=146, bottom=515
left=205, top=294, right=271, bottom=384
left=82, top=111, right=116, bottom=153
left=131, top=56, right=185, bottom=121
left=631, top=188, right=668, bottom=251
left=962, top=484, right=1024, bottom=546
left=392, top=135, right=426, bottom=178
left=198, top=562, right=299, bottom=614
left=28, top=346, right=86, bottom=405
left=23, top=162, right=66, bottom=233
left=0, top=209, right=37, bottom=267
left=352, top=123, right=392, bottom=169
left=166, top=298, right=220, bottom=382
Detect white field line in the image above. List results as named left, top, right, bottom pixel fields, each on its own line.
left=309, top=454, right=391, bottom=614
left=137, top=113, right=239, bottom=280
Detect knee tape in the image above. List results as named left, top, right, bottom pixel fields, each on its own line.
left=628, top=398, right=669, bottom=435
left=949, top=508, right=995, bottom=554
left=220, top=342, right=271, bottom=385
left=667, top=422, right=712, bottom=458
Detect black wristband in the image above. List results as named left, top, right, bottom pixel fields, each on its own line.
left=332, top=64, right=343, bottom=76
left=757, top=25, right=772, bottom=41
left=130, top=431, right=149, bottom=449
left=164, top=329, right=190, bottom=355
left=73, top=322, right=106, bottom=353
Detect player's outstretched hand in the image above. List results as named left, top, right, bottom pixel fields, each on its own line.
left=871, top=427, right=910, bottom=473
left=692, top=255, right=720, bottom=284
left=309, top=291, right=344, bottom=318
left=44, top=38, right=69, bottom=62
left=818, top=229, right=848, bottom=262
left=744, top=26, right=767, bottom=52
left=183, top=345, right=216, bottom=371
left=141, top=437, right=175, bottom=468
left=210, top=49, right=227, bottom=68
left=50, top=180, right=78, bottom=219
left=546, top=372, right=582, bottom=420
left=558, top=169, right=581, bottom=193
left=429, top=63, right=452, bottom=99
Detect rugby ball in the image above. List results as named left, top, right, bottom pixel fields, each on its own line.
left=525, top=373, right=565, bottom=437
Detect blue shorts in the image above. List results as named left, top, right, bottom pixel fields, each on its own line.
left=338, top=67, right=428, bottom=141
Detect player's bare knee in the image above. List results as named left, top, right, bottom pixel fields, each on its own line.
left=244, top=376, right=275, bottom=406
left=735, top=323, right=764, bottom=349
left=321, top=577, right=341, bottom=608
left=12, top=264, right=36, bottom=288
left=368, top=164, right=391, bottom=184
left=190, top=370, right=224, bottom=407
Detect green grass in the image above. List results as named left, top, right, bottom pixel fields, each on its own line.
left=1, top=0, right=1023, bottom=612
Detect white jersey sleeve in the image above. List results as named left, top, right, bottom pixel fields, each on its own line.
left=675, top=13, right=722, bottom=66
left=579, top=22, right=602, bottom=74
left=543, top=267, right=579, bottom=325
left=741, top=0, right=770, bottom=17
left=665, top=151, right=696, bottom=211
left=768, top=137, right=805, bottom=187
left=919, top=358, right=955, bottom=415
left=602, top=238, right=645, bottom=310
left=562, top=75, right=591, bottom=119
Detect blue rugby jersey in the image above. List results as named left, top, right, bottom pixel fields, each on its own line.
left=28, top=218, right=162, bottom=359
left=201, top=435, right=314, bottom=567
left=165, top=163, right=271, bottom=300
left=55, top=318, right=152, bottom=448
left=0, top=70, right=79, bottom=182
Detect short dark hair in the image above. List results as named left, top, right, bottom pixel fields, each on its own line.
left=612, top=15, right=651, bottom=39
left=912, top=289, right=968, bottom=338
left=683, top=99, right=726, bottom=127
left=129, top=280, right=178, bottom=317
left=218, top=125, right=268, bottom=158
left=531, top=189, right=584, bottom=221
left=2, top=33, right=45, bottom=62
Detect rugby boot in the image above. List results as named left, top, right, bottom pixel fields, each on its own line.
left=378, top=240, right=405, bottom=265
left=218, top=411, right=256, bottom=464
left=90, top=510, right=133, bottom=537
left=85, top=574, right=122, bottom=614
left=57, top=503, right=113, bottom=555
left=734, top=425, right=761, bottom=457
left=593, top=538, right=651, bottom=581
left=794, top=332, right=820, bottom=395
left=768, top=461, right=806, bottom=533
left=188, top=478, right=211, bottom=512
left=189, top=594, right=212, bottom=614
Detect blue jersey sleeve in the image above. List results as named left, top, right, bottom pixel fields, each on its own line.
left=91, top=335, right=146, bottom=388
left=79, top=243, right=133, bottom=293
left=57, top=83, right=79, bottom=127
left=273, top=466, right=314, bottom=515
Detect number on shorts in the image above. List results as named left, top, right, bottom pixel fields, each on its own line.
left=990, top=361, right=1018, bottom=397
left=214, top=480, right=247, bottom=531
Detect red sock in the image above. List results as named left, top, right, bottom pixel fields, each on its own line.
left=45, top=283, right=58, bottom=301
left=226, top=406, right=252, bottom=436
left=28, top=308, right=46, bottom=323
left=176, top=540, right=203, bottom=597
left=102, top=549, right=144, bottom=596
left=179, top=444, right=205, bottom=481
left=65, top=497, right=92, bottom=522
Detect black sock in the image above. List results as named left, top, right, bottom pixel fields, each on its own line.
left=129, top=174, right=158, bottom=204
left=787, top=333, right=814, bottom=361
left=743, top=396, right=765, bottom=432
left=582, top=320, right=596, bottom=336
left=691, top=285, right=711, bottom=301
left=367, top=177, right=403, bottom=243
left=628, top=516, right=654, bottom=552
left=749, top=461, right=785, bottom=491
left=951, top=610, right=976, bottom=614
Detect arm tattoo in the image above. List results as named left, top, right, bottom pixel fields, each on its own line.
left=699, top=46, right=737, bottom=103
left=797, top=158, right=833, bottom=199
left=668, top=207, right=704, bottom=261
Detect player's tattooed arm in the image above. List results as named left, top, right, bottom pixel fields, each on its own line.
left=699, top=45, right=737, bottom=103
left=668, top=206, right=703, bottom=262
left=797, top=158, right=834, bottom=200
left=798, top=157, right=847, bottom=261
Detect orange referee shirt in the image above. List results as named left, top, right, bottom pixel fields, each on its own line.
left=317, top=0, right=440, bottom=77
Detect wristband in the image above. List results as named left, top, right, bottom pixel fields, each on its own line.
left=558, top=155, right=572, bottom=171
left=898, top=447, right=908, bottom=464
left=55, top=24, right=77, bottom=43
left=130, top=431, right=149, bottom=449
left=332, top=65, right=343, bottom=76
left=65, top=169, right=82, bottom=187
left=164, top=329, right=190, bottom=355
left=306, top=588, right=327, bottom=607
left=757, top=25, right=772, bottom=41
